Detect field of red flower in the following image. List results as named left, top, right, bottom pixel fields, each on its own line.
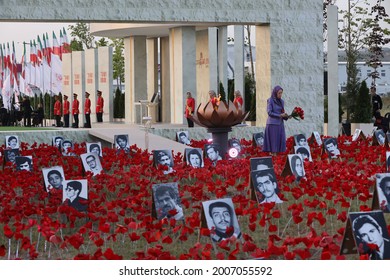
left=0, top=134, right=387, bottom=260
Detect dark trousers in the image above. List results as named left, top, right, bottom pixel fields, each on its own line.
left=85, top=114, right=91, bottom=128
left=73, top=114, right=79, bottom=128
left=55, top=115, right=61, bottom=127
left=64, top=114, right=69, bottom=127
left=24, top=113, right=31, bottom=127
left=187, top=117, right=194, bottom=128
left=97, top=112, right=103, bottom=122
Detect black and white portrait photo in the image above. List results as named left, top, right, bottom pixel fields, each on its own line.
left=114, top=134, right=130, bottom=153
left=288, top=154, right=305, bottom=181
left=375, top=129, right=386, bottom=146
left=294, top=145, right=312, bottom=162
left=294, top=134, right=307, bottom=147
left=6, top=135, right=19, bottom=149
left=52, top=136, right=64, bottom=149
left=3, top=149, right=20, bottom=164
left=253, top=132, right=264, bottom=148
left=80, top=153, right=103, bottom=176
left=250, top=157, right=273, bottom=171
left=62, top=179, right=88, bottom=212
left=350, top=211, right=390, bottom=260
left=42, top=166, right=65, bottom=191
left=61, top=140, right=74, bottom=156
left=251, top=169, right=283, bottom=204
left=185, top=148, right=204, bottom=168
left=177, top=131, right=191, bottom=145
left=376, top=174, right=390, bottom=213
left=204, top=143, right=223, bottom=164
left=323, top=138, right=340, bottom=159
left=153, top=149, right=174, bottom=174
left=312, top=131, right=322, bottom=146
left=152, top=182, right=184, bottom=221
left=202, top=198, right=242, bottom=242
left=15, top=156, right=33, bottom=172
left=228, top=139, right=242, bottom=155
left=352, top=129, right=362, bottom=142
left=387, top=151, right=390, bottom=172
left=86, top=142, right=102, bottom=157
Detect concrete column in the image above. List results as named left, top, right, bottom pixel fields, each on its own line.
left=147, top=38, right=159, bottom=123
left=71, top=51, right=85, bottom=126
left=124, top=36, right=147, bottom=124
left=169, top=26, right=196, bottom=124
left=196, top=29, right=210, bottom=104
left=97, top=46, right=113, bottom=122
left=218, top=26, right=228, bottom=101
left=85, top=48, right=98, bottom=123
left=234, top=25, right=245, bottom=107
left=160, top=36, right=170, bottom=123
left=255, top=25, right=271, bottom=127
left=208, top=27, right=218, bottom=94
left=327, top=5, right=339, bottom=137
left=62, top=53, right=72, bottom=97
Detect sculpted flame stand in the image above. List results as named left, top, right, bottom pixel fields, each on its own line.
left=190, top=100, right=248, bottom=157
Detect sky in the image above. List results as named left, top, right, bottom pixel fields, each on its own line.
left=0, top=0, right=388, bottom=61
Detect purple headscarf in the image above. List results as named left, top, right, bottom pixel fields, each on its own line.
left=271, top=86, right=283, bottom=99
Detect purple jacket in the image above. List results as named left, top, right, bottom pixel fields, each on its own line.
left=266, top=97, right=285, bottom=125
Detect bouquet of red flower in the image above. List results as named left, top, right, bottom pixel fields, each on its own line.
left=290, top=107, right=304, bottom=120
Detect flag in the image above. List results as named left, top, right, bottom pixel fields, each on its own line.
left=37, top=35, right=43, bottom=63
left=62, top=27, right=71, bottom=53
left=1, top=74, right=11, bottom=110
left=11, top=41, right=17, bottom=87
left=45, top=32, right=52, bottom=66
left=51, top=30, right=62, bottom=95
left=0, top=44, right=3, bottom=89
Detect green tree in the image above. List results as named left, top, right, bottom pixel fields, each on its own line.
left=96, top=37, right=109, bottom=47
left=365, top=1, right=390, bottom=87
left=111, top=38, right=125, bottom=88
left=351, top=80, right=371, bottom=123
left=68, top=23, right=96, bottom=50
left=245, top=73, right=256, bottom=121
left=114, top=87, right=124, bottom=118
left=338, top=0, right=372, bottom=121
left=218, top=81, right=226, bottom=101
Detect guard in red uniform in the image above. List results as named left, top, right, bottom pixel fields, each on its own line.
left=185, top=91, right=195, bottom=128
left=96, top=90, right=104, bottom=122
left=72, top=93, right=79, bottom=128
left=54, top=95, right=62, bottom=127
left=63, top=95, right=70, bottom=128
left=84, top=92, right=91, bottom=128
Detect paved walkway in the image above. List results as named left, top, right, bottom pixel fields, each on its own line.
left=88, top=122, right=189, bottom=153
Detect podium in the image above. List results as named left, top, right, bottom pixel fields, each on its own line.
left=134, top=100, right=158, bottom=124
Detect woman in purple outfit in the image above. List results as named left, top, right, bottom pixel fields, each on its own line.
left=263, top=85, right=290, bottom=153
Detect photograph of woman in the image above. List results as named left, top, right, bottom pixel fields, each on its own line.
left=263, top=86, right=291, bottom=154
left=289, top=154, right=305, bottom=181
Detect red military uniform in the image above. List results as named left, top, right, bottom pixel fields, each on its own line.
left=185, top=97, right=195, bottom=118
left=96, top=96, right=104, bottom=114
left=84, top=92, right=91, bottom=128
left=233, top=96, right=243, bottom=107
left=63, top=99, right=70, bottom=115
left=54, top=98, right=62, bottom=127
left=54, top=100, right=61, bottom=116
left=72, top=99, right=79, bottom=115
left=63, top=95, right=70, bottom=127
left=84, top=97, right=91, bottom=114
left=96, top=90, right=104, bottom=122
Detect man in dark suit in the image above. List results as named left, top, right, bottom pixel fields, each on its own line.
left=352, top=214, right=390, bottom=260
left=64, top=181, right=87, bottom=212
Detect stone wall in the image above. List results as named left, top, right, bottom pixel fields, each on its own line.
left=0, top=0, right=324, bottom=135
